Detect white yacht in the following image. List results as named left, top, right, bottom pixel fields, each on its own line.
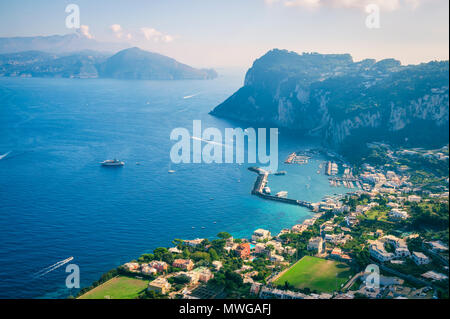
left=101, top=159, right=124, bottom=166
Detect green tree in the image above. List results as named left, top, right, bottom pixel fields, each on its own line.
left=209, top=248, right=219, bottom=261
left=217, top=232, right=232, bottom=240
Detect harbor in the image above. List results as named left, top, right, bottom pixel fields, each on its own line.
left=248, top=167, right=314, bottom=209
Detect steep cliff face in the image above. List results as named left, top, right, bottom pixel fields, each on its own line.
left=210, top=49, right=449, bottom=152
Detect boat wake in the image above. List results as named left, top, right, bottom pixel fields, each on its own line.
left=0, top=151, right=11, bottom=161
left=183, top=93, right=200, bottom=99
left=32, top=257, right=74, bottom=279
left=191, top=136, right=231, bottom=149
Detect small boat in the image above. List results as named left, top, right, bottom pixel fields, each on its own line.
left=168, top=170, right=176, bottom=174
left=213, top=221, right=217, bottom=224
left=275, top=191, right=288, bottom=198
left=101, top=159, right=124, bottom=166
left=201, top=226, right=206, bottom=229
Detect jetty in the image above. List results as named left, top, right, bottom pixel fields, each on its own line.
left=248, top=167, right=313, bottom=209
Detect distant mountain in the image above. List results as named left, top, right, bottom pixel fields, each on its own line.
left=0, top=33, right=127, bottom=54
left=98, top=47, right=217, bottom=80
left=0, top=47, right=217, bottom=80
left=210, top=49, right=449, bottom=158
left=0, top=50, right=109, bottom=78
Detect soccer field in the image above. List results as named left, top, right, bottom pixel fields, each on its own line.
left=79, top=276, right=149, bottom=299
left=274, top=256, right=352, bottom=293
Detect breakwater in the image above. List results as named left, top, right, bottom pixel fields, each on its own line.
left=248, top=167, right=314, bottom=209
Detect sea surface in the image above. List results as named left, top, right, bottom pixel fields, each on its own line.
left=0, top=71, right=351, bottom=298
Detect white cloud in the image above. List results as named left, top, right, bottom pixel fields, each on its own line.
left=140, top=27, right=174, bottom=43
left=110, top=24, right=122, bottom=33
left=110, top=24, right=124, bottom=38
left=79, top=25, right=93, bottom=39
left=268, top=0, right=427, bottom=11
left=163, top=35, right=174, bottom=43
left=285, top=0, right=320, bottom=9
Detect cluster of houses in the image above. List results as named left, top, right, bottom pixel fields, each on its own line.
left=118, top=154, right=448, bottom=299
left=368, top=233, right=449, bottom=279
left=257, top=285, right=333, bottom=299
left=369, top=235, right=413, bottom=263
left=123, top=255, right=214, bottom=296
left=221, top=229, right=296, bottom=264
left=123, top=260, right=168, bottom=276
left=397, top=146, right=449, bottom=162
left=147, top=263, right=214, bottom=295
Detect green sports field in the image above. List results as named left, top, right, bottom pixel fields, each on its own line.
left=274, top=256, right=352, bottom=293
left=79, top=276, right=149, bottom=299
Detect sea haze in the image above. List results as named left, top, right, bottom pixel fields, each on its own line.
left=0, top=71, right=350, bottom=298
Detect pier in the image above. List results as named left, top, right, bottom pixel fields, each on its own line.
left=248, top=167, right=314, bottom=209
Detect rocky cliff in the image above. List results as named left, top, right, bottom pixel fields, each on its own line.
left=210, top=49, right=449, bottom=154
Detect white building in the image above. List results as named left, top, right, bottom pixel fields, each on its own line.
left=184, top=238, right=205, bottom=247
left=369, top=241, right=394, bottom=262
left=269, top=254, right=285, bottom=263
left=426, top=241, right=448, bottom=252
left=307, top=237, right=324, bottom=254
left=412, top=252, right=430, bottom=265
left=252, top=229, right=271, bottom=242
left=141, top=265, right=157, bottom=275
left=168, top=247, right=182, bottom=254
left=382, top=235, right=410, bottom=257
left=408, top=195, right=422, bottom=203
left=422, top=271, right=448, bottom=281
left=148, top=277, right=171, bottom=294
left=387, top=202, right=400, bottom=209
left=389, top=208, right=409, bottom=219
left=253, top=243, right=268, bottom=255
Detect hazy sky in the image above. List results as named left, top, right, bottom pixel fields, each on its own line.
left=0, top=0, right=448, bottom=68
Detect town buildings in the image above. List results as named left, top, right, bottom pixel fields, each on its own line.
left=148, top=277, right=171, bottom=294
left=307, top=237, right=324, bottom=254
left=252, top=229, right=271, bottom=242
left=412, top=252, right=430, bottom=265
left=173, top=259, right=194, bottom=271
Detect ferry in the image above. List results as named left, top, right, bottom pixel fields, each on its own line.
left=101, top=159, right=124, bottom=166
left=275, top=191, right=288, bottom=198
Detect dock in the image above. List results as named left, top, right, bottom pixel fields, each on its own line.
left=328, top=176, right=362, bottom=189
left=248, top=167, right=313, bottom=209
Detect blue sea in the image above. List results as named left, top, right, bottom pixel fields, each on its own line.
left=0, top=71, right=351, bottom=298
